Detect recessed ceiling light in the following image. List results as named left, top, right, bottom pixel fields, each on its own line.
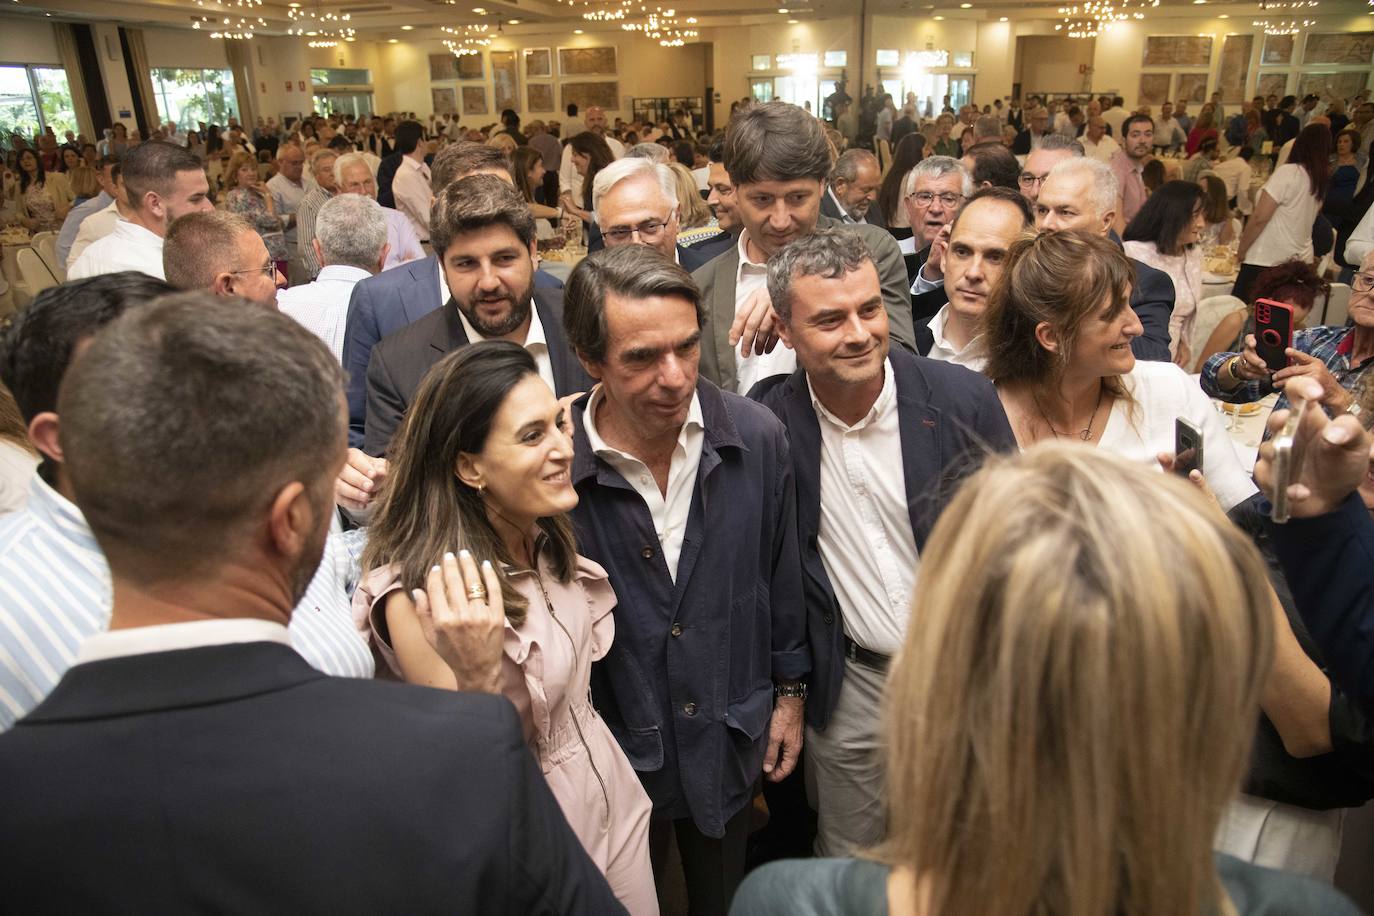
left=1192, top=0, right=1205, bottom=4
left=787, top=17, right=799, bottom=22
left=778, top=7, right=789, bottom=11
left=288, top=2, right=300, bottom=6
left=472, top=6, right=486, bottom=12
left=345, top=36, right=355, bottom=40
left=388, top=38, right=398, bottom=42
left=959, top=3, right=972, bottom=7
left=1218, top=12, right=1228, bottom=17
left=401, top=24, right=413, bottom=29
left=507, top=18, right=520, bottom=23
left=573, top=28, right=583, bottom=33
left=999, top=15, right=1008, bottom=20
left=933, top=14, right=944, bottom=19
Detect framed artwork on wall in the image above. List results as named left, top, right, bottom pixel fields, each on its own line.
left=1256, top=72, right=1289, bottom=102
left=1216, top=34, right=1254, bottom=104
left=491, top=50, right=519, bottom=112
left=558, top=46, right=617, bottom=76
left=431, top=87, right=457, bottom=115
left=1298, top=71, right=1369, bottom=104
left=1261, top=34, right=1294, bottom=65
left=1174, top=73, right=1209, bottom=105
left=1303, top=32, right=1374, bottom=65
left=462, top=85, right=487, bottom=115
left=1142, top=35, right=1213, bottom=68
left=1138, top=73, right=1171, bottom=107
left=429, top=54, right=459, bottom=81
left=528, top=83, right=555, bottom=112
left=457, top=53, right=484, bottom=80
left=524, top=47, right=552, bottom=78
left=561, top=81, right=619, bottom=112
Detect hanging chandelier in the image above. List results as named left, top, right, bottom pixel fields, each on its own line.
left=1054, top=0, right=1157, bottom=37
left=616, top=5, right=698, bottom=45
left=286, top=5, right=356, bottom=41
left=1252, top=0, right=1318, bottom=34
left=192, top=13, right=266, bottom=38
left=441, top=23, right=492, bottom=56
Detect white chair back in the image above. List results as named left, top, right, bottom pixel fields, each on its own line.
left=1188, top=295, right=1246, bottom=372
left=16, top=247, right=58, bottom=296
left=1323, top=283, right=1352, bottom=328
left=33, top=234, right=63, bottom=282
left=28, top=230, right=56, bottom=247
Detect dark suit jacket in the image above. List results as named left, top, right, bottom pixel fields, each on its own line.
left=376, top=151, right=402, bottom=209
left=343, top=255, right=563, bottom=447
left=749, top=348, right=1017, bottom=729
left=902, top=244, right=949, bottom=352
left=0, top=641, right=624, bottom=915
left=692, top=215, right=916, bottom=391
left=1127, top=256, right=1176, bottom=362
left=681, top=230, right=736, bottom=267
left=820, top=186, right=888, bottom=229
left=364, top=288, right=592, bottom=456
left=677, top=241, right=719, bottom=273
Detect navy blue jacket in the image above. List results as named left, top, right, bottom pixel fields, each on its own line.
left=1269, top=494, right=1374, bottom=715
left=570, top=380, right=809, bottom=838
left=750, top=349, right=1017, bottom=729
left=342, top=255, right=563, bottom=447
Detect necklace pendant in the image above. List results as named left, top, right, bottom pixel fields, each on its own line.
left=1079, top=429, right=1092, bottom=441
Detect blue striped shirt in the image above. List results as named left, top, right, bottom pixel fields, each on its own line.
left=0, top=475, right=374, bottom=729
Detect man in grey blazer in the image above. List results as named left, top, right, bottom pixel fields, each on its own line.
left=818, top=149, right=886, bottom=228
left=692, top=102, right=915, bottom=394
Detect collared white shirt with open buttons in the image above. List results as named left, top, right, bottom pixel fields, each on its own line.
left=733, top=230, right=796, bottom=395
left=583, top=388, right=704, bottom=582
left=810, top=360, right=919, bottom=656
left=437, top=260, right=556, bottom=394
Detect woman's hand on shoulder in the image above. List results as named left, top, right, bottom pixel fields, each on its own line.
left=410, top=550, right=506, bottom=694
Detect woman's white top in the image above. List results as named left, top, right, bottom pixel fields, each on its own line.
left=1097, top=360, right=1258, bottom=512
left=1247, top=163, right=1322, bottom=267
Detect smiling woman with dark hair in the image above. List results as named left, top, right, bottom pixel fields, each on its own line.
left=1124, top=180, right=1208, bottom=367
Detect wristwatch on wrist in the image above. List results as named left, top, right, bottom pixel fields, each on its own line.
left=774, top=680, right=808, bottom=700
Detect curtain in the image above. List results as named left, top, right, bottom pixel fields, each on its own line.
left=223, top=39, right=258, bottom=128
left=51, top=23, right=95, bottom=141
left=120, top=27, right=161, bottom=131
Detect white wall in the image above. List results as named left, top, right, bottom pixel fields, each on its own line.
left=1016, top=35, right=1096, bottom=97
left=0, top=16, right=61, bottom=64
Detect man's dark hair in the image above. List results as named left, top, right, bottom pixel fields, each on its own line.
left=57, top=292, right=344, bottom=585
left=121, top=141, right=203, bottom=211
left=724, top=101, right=831, bottom=187
left=327, top=134, right=353, bottom=152
left=1280, top=95, right=1297, bottom=111
left=1122, top=113, right=1155, bottom=136
left=430, top=174, right=534, bottom=257
left=501, top=109, right=520, bottom=128
left=1112, top=96, right=1124, bottom=108
left=430, top=141, right=512, bottom=194
left=395, top=120, right=425, bottom=156
left=566, top=102, right=579, bottom=117
left=1237, top=146, right=1254, bottom=161
left=1, top=272, right=176, bottom=423
left=950, top=185, right=1034, bottom=235
left=964, top=143, right=1020, bottom=190
left=672, top=140, right=695, bottom=166
left=563, top=245, right=702, bottom=364
left=708, top=137, right=726, bottom=164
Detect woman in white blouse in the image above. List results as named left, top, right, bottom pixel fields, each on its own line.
left=982, top=229, right=1257, bottom=512
left=1123, top=180, right=1208, bottom=368
left=1233, top=124, right=1330, bottom=303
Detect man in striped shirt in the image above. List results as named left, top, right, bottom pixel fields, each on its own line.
left=0, top=274, right=373, bottom=729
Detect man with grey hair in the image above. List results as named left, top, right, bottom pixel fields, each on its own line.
left=625, top=142, right=669, bottom=164
left=693, top=101, right=913, bottom=394
left=592, top=157, right=718, bottom=271
left=331, top=151, right=424, bottom=273
left=901, top=156, right=973, bottom=325
left=266, top=143, right=308, bottom=283
left=820, top=148, right=884, bottom=227
left=561, top=243, right=806, bottom=913
left=749, top=226, right=1014, bottom=856
left=295, top=148, right=340, bottom=280
left=278, top=195, right=389, bottom=364
left=1036, top=157, right=1175, bottom=361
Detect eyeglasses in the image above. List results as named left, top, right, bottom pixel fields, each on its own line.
left=1354, top=273, right=1374, bottom=293
left=908, top=191, right=963, bottom=207
left=230, top=263, right=277, bottom=278
left=602, top=215, right=672, bottom=243
left=1017, top=172, right=1050, bottom=188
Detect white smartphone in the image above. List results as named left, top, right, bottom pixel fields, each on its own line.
left=1271, top=394, right=1315, bottom=524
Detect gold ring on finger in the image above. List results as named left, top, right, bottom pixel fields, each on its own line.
left=466, top=585, right=488, bottom=601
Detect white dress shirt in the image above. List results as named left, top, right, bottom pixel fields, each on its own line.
left=924, top=305, right=987, bottom=371
left=1081, top=134, right=1121, bottom=164
left=65, top=199, right=119, bottom=270
left=582, top=387, right=704, bottom=582
left=381, top=205, right=425, bottom=268
left=439, top=260, right=556, bottom=393
left=267, top=173, right=307, bottom=248
left=277, top=265, right=372, bottom=364
left=811, top=361, right=918, bottom=656
left=392, top=155, right=433, bottom=242
left=76, top=618, right=292, bottom=666
left=733, top=230, right=796, bottom=394
left=1212, top=156, right=1253, bottom=202
left=68, top=219, right=165, bottom=280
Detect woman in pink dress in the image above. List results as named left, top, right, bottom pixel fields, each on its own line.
left=356, top=341, right=657, bottom=916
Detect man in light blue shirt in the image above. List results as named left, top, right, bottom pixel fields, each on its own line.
left=54, top=158, right=117, bottom=267
left=0, top=274, right=373, bottom=730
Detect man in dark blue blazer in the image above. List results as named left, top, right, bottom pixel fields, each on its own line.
left=363, top=176, right=591, bottom=457
left=1035, top=157, right=1175, bottom=362
left=343, top=145, right=565, bottom=447
left=0, top=295, right=623, bottom=916
left=819, top=149, right=887, bottom=229
left=749, top=227, right=1016, bottom=858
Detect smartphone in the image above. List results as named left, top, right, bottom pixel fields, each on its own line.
left=1254, top=298, right=1295, bottom=373
left=1174, top=417, right=1204, bottom=478
left=1271, top=394, right=1315, bottom=524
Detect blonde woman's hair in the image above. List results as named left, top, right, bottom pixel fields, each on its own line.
left=667, top=162, right=711, bottom=228
left=486, top=132, right=518, bottom=157
left=982, top=229, right=1135, bottom=401
left=67, top=165, right=101, bottom=199
left=222, top=151, right=259, bottom=191
left=878, top=443, right=1272, bottom=916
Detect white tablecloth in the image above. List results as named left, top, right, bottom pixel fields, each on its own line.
left=1214, top=392, right=1278, bottom=472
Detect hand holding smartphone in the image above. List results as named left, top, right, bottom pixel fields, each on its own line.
left=1174, top=417, right=1204, bottom=478
left=1271, top=390, right=1316, bottom=524
left=1254, top=298, right=1295, bottom=373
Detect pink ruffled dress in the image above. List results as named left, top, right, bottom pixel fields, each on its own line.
left=354, top=551, right=658, bottom=916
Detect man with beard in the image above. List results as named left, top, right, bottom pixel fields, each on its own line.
left=820, top=149, right=885, bottom=227
left=362, top=175, right=592, bottom=457
left=1109, top=114, right=1155, bottom=229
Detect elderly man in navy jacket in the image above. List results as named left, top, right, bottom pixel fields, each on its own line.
left=749, top=227, right=1017, bottom=856
left=561, top=244, right=809, bottom=914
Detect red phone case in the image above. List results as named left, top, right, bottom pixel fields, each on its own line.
left=1254, top=298, right=1294, bottom=372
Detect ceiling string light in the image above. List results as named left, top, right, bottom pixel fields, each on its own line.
left=192, top=13, right=267, bottom=38
left=620, top=6, right=698, bottom=46
left=1054, top=0, right=1157, bottom=37
left=286, top=4, right=355, bottom=41
left=441, top=23, right=492, bottom=56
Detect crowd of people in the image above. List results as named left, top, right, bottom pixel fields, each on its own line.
left=2, top=84, right=1374, bottom=916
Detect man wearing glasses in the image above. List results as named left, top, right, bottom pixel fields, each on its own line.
left=900, top=156, right=972, bottom=329
left=591, top=157, right=719, bottom=272
left=1204, top=251, right=1374, bottom=423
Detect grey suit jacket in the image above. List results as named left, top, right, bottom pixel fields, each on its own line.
left=691, top=215, right=915, bottom=392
